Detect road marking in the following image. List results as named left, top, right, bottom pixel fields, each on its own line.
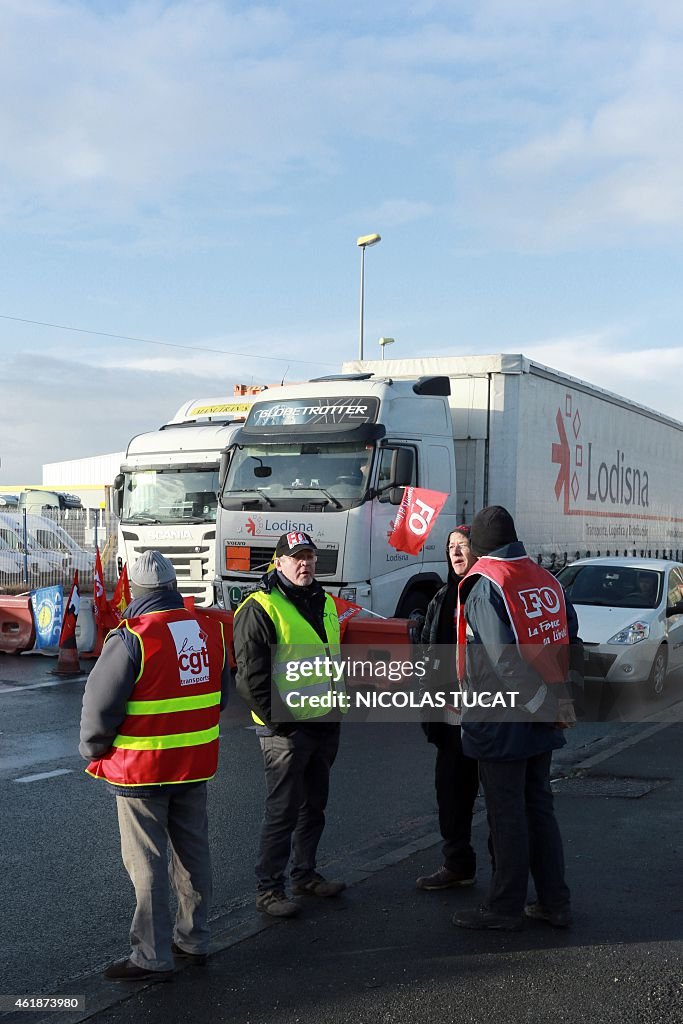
left=0, top=677, right=85, bottom=695
left=14, top=769, right=73, bottom=783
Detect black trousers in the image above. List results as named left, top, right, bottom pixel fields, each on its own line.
left=479, top=750, right=570, bottom=916
left=256, top=725, right=340, bottom=893
left=430, top=723, right=480, bottom=873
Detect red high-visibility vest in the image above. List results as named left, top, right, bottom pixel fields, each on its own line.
left=86, top=609, right=225, bottom=786
left=456, top=555, right=569, bottom=684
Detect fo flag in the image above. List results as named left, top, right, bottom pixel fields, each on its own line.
left=331, top=594, right=363, bottom=639
left=60, top=571, right=80, bottom=648
left=93, top=548, right=109, bottom=625
left=112, top=564, right=132, bottom=621
left=388, top=487, right=448, bottom=556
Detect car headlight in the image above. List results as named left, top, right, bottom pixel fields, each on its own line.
left=608, top=621, right=650, bottom=645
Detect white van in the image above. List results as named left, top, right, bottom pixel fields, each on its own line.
left=20, top=514, right=95, bottom=574
left=0, top=539, right=24, bottom=587
left=0, top=513, right=66, bottom=580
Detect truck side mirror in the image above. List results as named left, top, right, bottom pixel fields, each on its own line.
left=388, top=486, right=404, bottom=505
left=113, top=474, right=124, bottom=516
left=391, top=448, right=414, bottom=487
left=218, top=451, right=231, bottom=491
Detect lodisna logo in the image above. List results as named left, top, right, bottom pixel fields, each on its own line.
left=167, top=620, right=211, bottom=686
left=552, top=392, right=650, bottom=513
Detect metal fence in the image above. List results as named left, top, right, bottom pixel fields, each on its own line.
left=0, top=508, right=119, bottom=595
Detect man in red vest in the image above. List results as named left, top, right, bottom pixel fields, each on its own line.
left=451, top=506, right=581, bottom=932
left=79, top=550, right=229, bottom=981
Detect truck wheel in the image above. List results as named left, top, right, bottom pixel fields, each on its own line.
left=644, top=645, right=667, bottom=699
left=396, top=589, right=431, bottom=620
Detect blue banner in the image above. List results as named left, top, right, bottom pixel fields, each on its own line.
left=30, top=586, right=64, bottom=650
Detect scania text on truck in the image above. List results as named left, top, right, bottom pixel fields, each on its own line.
left=114, top=388, right=263, bottom=605
left=213, top=355, right=683, bottom=617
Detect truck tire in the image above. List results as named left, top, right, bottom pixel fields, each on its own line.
left=644, top=644, right=667, bottom=700
left=395, top=589, right=431, bottom=620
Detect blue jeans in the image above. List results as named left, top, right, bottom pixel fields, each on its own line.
left=256, top=726, right=340, bottom=893
left=478, top=751, right=570, bottom=916
left=116, top=784, right=212, bottom=971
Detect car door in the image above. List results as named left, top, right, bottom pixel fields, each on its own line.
left=664, top=566, right=683, bottom=667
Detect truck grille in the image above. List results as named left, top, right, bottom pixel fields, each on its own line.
left=127, top=543, right=212, bottom=580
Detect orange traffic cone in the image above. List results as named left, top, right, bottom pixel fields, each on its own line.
left=51, top=634, right=85, bottom=677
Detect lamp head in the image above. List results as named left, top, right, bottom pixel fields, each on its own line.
left=357, top=233, right=381, bottom=248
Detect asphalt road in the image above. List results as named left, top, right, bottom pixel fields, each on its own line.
left=1, top=652, right=682, bottom=1008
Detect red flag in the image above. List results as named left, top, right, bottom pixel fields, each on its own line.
left=331, top=594, right=363, bottom=639
left=111, top=564, right=132, bottom=621
left=93, top=547, right=110, bottom=625
left=388, top=487, right=449, bottom=556
left=59, top=570, right=80, bottom=647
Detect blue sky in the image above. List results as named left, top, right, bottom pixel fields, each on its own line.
left=1, top=0, right=682, bottom=481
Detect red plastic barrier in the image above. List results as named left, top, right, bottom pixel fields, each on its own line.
left=0, top=595, right=36, bottom=654
left=181, top=597, right=412, bottom=672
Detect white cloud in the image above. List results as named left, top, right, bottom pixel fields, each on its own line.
left=523, top=333, right=683, bottom=420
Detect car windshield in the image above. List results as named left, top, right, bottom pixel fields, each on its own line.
left=557, top=564, right=663, bottom=609
left=221, top=442, right=373, bottom=512
left=122, top=469, right=220, bottom=523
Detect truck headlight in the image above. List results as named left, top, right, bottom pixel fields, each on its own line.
left=339, top=587, right=356, bottom=602
left=213, top=583, right=226, bottom=609
left=608, top=621, right=650, bottom=645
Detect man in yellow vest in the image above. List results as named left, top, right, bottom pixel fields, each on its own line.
left=234, top=531, right=346, bottom=918
left=79, top=550, right=229, bottom=981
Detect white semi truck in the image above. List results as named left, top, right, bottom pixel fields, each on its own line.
left=212, top=355, right=683, bottom=617
left=115, top=390, right=262, bottom=605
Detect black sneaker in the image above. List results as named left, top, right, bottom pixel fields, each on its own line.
left=524, top=902, right=573, bottom=928
left=256, top=890, right=300, bottom=918
left=416, top=866, right=476, bottom=890
left=452, top=905, right=524, bottom=932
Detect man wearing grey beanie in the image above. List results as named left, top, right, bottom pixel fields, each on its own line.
left=80, top=550, right=230, bottom=981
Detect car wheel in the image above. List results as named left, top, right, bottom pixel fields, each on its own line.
left=644, top=645, right=668, bottom=699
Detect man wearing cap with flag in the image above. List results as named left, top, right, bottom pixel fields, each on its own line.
left=79, top=550, right=230, bottom=981
left=233, top=531, right=346, bottom=919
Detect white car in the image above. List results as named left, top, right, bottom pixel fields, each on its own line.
left=556, top=557, right=683, bottom=698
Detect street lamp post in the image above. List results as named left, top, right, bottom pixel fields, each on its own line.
left=356, top=233, right=381, bottom=360
left=379, top=336, right=395, bottom=360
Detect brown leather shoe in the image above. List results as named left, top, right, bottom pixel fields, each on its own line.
left=416, top=866, right=476, bottom=890
left=104, top=959, right=174, bottom=982
left=171, top=942, right=208, bottom=965
left=291, top=873, right=346, bottom=897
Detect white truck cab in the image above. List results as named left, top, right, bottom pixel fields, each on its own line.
left=115, top=392, right=261, bottom=605
left=213, top=373, right=457, bottom=617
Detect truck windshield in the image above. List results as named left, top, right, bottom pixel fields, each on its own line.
left=122, top=469, right=220, bottom=524
left=221, top=443, right=373, bottom=512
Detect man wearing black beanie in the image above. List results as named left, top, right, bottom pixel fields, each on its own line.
left=451, top=506, right=581, bottom=933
